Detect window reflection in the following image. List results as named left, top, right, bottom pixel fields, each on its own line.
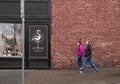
left=0, top=23, right=22, bottom=57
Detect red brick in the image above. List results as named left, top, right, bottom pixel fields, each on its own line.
left=51, top=0, right=120, bottom=69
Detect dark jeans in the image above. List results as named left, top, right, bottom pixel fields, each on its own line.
left=77, top=56, right=83, bottom=67
left=82, top=56, right=98, bottom=73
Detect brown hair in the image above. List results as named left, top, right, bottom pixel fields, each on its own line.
left=78, top=39, right=82, bottom=44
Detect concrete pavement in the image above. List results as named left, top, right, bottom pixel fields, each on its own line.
left=0, top=69, right=119, bottom=84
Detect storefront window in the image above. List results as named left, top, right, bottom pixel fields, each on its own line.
left=0, top=23, right=22, bottom=57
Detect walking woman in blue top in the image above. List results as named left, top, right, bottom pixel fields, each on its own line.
left=77, top=39, right=83, bottom=71
left=80, top=40, right=98, bottom=73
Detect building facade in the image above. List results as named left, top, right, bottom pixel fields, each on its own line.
left=0, top=0, right=120, bottom=69
left=0, top=0, right=51, bottom=69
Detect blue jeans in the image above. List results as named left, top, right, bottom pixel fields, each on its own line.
left=82, top=56, right=98, bottom=73
left=77, top=56, right=83, bottom=67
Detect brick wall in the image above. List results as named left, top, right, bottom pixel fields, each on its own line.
left=51, top=0, right=120, bottom=69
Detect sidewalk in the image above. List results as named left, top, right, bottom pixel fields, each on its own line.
left=0, top=69, right=119, bottom=84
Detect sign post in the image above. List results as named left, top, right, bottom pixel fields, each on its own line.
left=20, top=0, right=25, bottom=84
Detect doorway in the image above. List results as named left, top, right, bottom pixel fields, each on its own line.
left=25, top=24, right=51, bottom=69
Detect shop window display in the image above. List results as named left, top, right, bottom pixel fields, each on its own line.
left=0, top=23, right=22, bottom=57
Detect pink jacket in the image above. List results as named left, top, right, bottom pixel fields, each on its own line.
left=77, top=44, right=83, bottom=56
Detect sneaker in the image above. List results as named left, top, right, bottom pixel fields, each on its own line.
left=80, top=71, right=83, bottom=74
left=94, top=71, right=98, bottom=73
left=80, top=67, right=83, bottom=71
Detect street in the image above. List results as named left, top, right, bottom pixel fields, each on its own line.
left=0, top=69, right=119, bottom=84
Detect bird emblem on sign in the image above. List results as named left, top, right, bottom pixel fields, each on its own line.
left=31, top=29, right=41, bottom=42
left=31, top=29, right=42, bottom=49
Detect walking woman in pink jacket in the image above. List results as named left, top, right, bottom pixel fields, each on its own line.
left=77, top=39, right=84, bottom=70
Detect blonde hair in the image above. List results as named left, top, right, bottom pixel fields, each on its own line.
left=86, top=40, right=91, bottom=44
